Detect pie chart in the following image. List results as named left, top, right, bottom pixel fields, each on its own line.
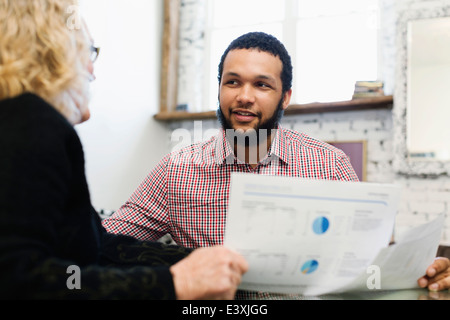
left=301, top=259, right=319, bottom=274
left=312, top=216, right=330, bottom=235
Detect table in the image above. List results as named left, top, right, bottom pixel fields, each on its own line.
left=319, top=288, right=450, bottom=300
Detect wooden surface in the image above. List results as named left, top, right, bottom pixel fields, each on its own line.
left=154, top=95, right=394, bottom=122
left=159, top=0, right=180, bottom=113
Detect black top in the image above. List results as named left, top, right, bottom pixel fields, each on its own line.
left=0, top=93, right=191, bottom=299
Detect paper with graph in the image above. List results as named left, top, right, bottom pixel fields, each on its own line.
left=224, top=173, right=439, bottom=296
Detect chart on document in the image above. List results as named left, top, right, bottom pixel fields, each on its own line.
left=224, top=173, right=402, bottom=295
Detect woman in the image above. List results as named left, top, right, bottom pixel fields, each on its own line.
left=0, top=0, right=247, bottom=300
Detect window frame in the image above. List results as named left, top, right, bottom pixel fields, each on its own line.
left=159, top=0, right=180, bottom=114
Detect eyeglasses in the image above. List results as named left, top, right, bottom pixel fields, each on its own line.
left=90, top=45, right=100, bottom=63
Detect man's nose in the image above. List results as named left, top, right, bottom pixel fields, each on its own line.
left=236, top=84, right=255, bottom=104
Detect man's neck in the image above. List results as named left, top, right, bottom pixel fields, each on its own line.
left=233, top=133, right=274, bottom=169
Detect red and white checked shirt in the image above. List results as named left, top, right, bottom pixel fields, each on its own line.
left=102, top=127, right=359, bottom=248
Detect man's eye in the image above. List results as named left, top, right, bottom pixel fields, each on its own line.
left=257, top=82, right=271, bottom=88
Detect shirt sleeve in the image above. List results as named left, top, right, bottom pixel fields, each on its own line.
left=102, top=155, right=172, bottom=241
left=99, top=219, right=192, bottom=268
left=334, top=152, right=360, bottom=182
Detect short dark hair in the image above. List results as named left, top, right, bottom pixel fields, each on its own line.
left=217, top=32, right=293, bottom=94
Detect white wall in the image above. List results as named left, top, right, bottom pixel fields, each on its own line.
left=76, top=0, right=169, bottom=211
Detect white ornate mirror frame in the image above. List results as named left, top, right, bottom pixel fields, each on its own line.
left=393, top=4, right=450, bottom=176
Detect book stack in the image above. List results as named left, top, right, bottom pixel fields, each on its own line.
left=352, top=81, right=384, bottom=99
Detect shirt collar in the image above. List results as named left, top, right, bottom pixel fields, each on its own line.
left=215, top=126, right=290, bottom=166
left=267, top=125, right=290, bottom=165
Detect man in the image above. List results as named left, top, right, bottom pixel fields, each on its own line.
left=103, top=32, right=357, bottom=299
left=103, top=32, right=359, bottom=248
left=103, top=32, right=450, bottom=296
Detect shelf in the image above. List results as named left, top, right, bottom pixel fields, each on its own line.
left=154, top=95, right=393, bottom=122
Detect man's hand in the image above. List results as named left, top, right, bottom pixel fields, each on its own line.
left=170, top=246, right=249, bottom=300
left=418, top=257, right=450, bottom=291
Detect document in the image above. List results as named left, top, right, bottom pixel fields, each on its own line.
left=339, top=214, right=445, bottom=293
left=224, top=173, right=442, bottom=296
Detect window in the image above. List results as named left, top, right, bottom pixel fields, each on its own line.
left=201, top=0, right=379, bottom=110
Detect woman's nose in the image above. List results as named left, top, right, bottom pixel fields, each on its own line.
left=87, top=60, right=96, bottom=82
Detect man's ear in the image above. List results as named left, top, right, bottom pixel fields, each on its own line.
left=282, top=89, right=292, bottom=110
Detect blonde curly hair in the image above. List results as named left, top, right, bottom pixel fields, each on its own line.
left=0, top=0, right=91, bottom=124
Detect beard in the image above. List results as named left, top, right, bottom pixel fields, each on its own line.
left=216, top=96, right=285, bottom=147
